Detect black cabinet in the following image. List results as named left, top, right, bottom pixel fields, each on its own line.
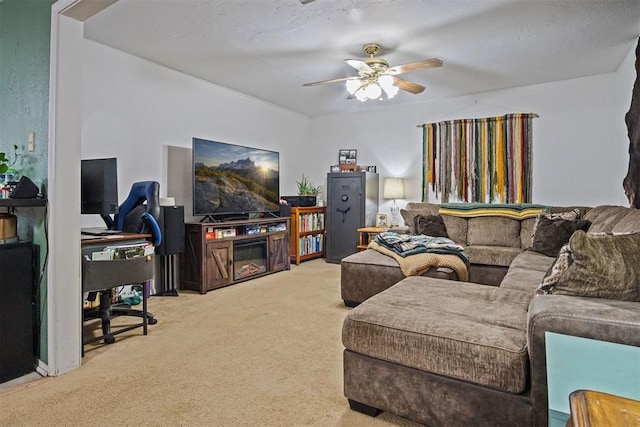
left=0, top=242, right=35, bottom=383
left=325, top=172, right=379, bottom=263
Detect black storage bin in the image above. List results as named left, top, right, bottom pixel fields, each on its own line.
left=82, top=255, right=155, bottom=292
left=281, top=195, right=316, bottom=207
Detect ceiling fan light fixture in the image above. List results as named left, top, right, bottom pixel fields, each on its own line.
left=355, top=90, right=368, bottom=102
left=381, top=85, right=399, bottom=99
left=346, top=79, right=361, bottom=95
left=378, top=75, right=399, bottom=99
left=364, top=82, right=382, bottom=99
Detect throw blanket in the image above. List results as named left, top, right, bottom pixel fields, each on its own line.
left=374, top=232, right=469, bottom=264
left=369, top=241, right=469, bottom=281
left=439, top=203, right=549, bottom=219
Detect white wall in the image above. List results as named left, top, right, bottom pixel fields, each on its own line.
left=81, top=40, right=311, bottom=224
left=309, top=44, right=636, bottom=216
left=81, top=38, right=637, bottom=225
left=47, top=10, right=83, bottom=376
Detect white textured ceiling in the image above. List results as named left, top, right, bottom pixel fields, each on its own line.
left=83, top=0, right=640, bottom=117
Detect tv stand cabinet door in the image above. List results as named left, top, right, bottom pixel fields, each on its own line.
left=205, top=241, right=233, bottom=291
left=268, top=233, right=290, bottom=272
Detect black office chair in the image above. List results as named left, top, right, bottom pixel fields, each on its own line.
left=84, top=181, right=162, bottom=346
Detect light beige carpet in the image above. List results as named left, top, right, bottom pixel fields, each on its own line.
left=0, top=259, right=421, bottom=426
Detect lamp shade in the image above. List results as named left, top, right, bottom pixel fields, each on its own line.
left=383, top=178, right=404, bottom=199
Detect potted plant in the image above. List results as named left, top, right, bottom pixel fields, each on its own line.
left=296, top=174, right=322, bottom=207
left=0, top=144, right=19, bottom=175
left=0, top=145, right=19, bottom=199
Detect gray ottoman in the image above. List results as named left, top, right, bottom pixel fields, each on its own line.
left=342, top=276, right=534, bottom=426
left=340, top=249, right=458, bottom=307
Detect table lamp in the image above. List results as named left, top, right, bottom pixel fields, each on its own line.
left=383, top=177, right=404, bottom=227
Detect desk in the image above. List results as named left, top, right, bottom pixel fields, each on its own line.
left=81, top=233, right=154, bottom=352
left=568, top=390, right=640, bottom=426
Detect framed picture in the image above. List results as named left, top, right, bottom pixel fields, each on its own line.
left=375, top=213, right=389, bottom=228
left=339, top=149, right=357, bottom=165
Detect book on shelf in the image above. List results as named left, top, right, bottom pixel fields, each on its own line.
left=298, top=234, right=324, bottom=255
left=299, top=212, right=325, bottom=232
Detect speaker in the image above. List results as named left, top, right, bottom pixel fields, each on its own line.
left=156, top=205, right=185, bottom=255
left=279, top=203, right=291, bottom=218
left=9, top=176, right=39, bottom=199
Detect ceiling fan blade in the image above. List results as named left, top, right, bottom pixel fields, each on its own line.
left=345, top=59, right=372, bottom=72
left=303, top=76, right=355, bottom=87
left=393, top=77, right=425, bottom=94
left=388, top=58, right=443, bottom=75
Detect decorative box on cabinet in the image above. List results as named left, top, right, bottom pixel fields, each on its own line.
left=289, top=206, right=326, bottom=265
left=181, top=218, right=290, bottom=294
left=326, top=172, right=378, bottom=263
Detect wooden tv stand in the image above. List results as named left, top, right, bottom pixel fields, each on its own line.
left=181, top=217, right=290, bottom=294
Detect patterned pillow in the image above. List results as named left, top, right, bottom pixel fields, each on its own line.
left=530, top=208, right=581, bottom=246
left=414, top=214, right=449, bottom=238
left=537, top=230, right=640, bottom=301
left=529, top=217, right=591, bottom=257
left=537, top=244, right=572, bottom=294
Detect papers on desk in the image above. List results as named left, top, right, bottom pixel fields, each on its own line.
left=87, top=242, right=155, bottom=261
left=91, top=250, right=114, bottom=261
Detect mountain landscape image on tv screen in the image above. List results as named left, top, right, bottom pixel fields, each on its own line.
left=193, top=138, right=280, bottom=216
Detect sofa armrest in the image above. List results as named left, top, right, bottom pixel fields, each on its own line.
left=527, top=295, right=640, bottom=427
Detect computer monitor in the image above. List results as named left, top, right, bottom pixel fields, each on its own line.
left=81, top=158, right=118, bottom=215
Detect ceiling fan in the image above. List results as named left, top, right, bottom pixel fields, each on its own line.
left=303, top=43, right=443, bottom=102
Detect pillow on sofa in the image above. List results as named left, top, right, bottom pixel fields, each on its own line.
left=529, top=217, right=591, bottom=257
left=529, top=208, right=581, bottom=245
left=537, top=230, right=640, bottom=301
left=414, top=214, right=449, bottom=238
left=537, top=244, right=572, bottom=293
left=401, top=209, right=424, bottom=234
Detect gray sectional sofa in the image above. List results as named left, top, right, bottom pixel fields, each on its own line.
left=341, top=203, right=640, bottom=427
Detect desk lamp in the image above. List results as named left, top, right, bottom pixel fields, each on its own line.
left=383, top=177, right=405, bottom=228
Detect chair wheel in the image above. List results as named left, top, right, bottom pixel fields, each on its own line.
left=148, top=318, right=158, bottom=325
left=104, top=334, right=116, bottom=344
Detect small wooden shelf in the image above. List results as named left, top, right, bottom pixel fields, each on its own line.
left=290, top=206, right=326, bottom=265
left=357, top=227, right=388, bottom=250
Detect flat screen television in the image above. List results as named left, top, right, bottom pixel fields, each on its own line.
left=81, top=157, right=119, bottom=215
left=192, top=138, right=280, bottom=219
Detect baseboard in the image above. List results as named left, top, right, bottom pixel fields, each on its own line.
left=35, top=359, right=49, bottom=377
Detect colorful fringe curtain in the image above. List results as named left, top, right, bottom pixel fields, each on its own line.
left=420, top=113, right=537, bottom=203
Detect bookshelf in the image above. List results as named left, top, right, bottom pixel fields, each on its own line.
left=289, top=206, right=326, bottom=265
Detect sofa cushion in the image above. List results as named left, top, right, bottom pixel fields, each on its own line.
left=440, top=214, right=468, bottom=244
left=610, top=208, right=640, bottom=234
left=537, top=230, right=640, bottom=301
left=583, top=205, right=634, bottom=233
left=467, top=217, right=521, bottom=247
left=340, top=249, right=459, bottom=305
left=500, top=251, right=556, bottom=293
left=342, top=277, right=532, bottom=394
left=520, top=218, right=536, bottom=249
left=529, top=217, right=591, bottom=257
left=463, top=245, right=522, bottom=267
left=414, top=214, right=449, bottom=238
